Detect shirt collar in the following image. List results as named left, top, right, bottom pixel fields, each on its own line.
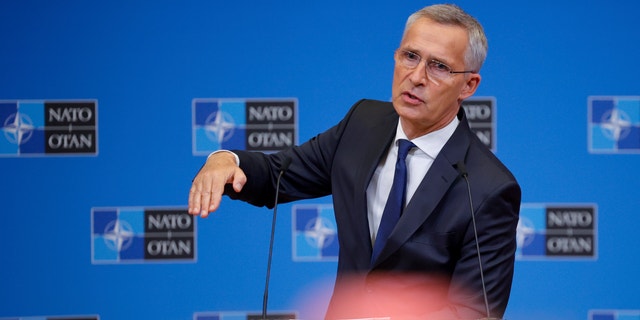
left=394, top=116, right=460, bottom=159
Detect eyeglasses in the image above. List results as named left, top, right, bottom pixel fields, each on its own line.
left=395, top=49, right=475, bottom=82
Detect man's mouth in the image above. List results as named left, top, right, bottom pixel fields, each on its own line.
left=403, top=91, right=424, bottom=104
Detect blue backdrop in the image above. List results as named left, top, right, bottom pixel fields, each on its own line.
left=2, top=1, right=639, bottom=319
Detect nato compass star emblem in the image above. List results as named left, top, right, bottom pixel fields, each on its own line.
left=516, top=217, right=535, bottom=249
left=600, top=108, right=632, bottom=142
left=293, top=205, right=339, bottom=260
left=2, top=112, right=34, bottom=145
left=102, top=220, right=135, bottom=252
left=204, top=110, right=235, bottom=143
left=304, top=216, right=337, bottom=249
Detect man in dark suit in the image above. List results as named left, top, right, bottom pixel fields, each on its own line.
left=189, top=4, right=520, bottom=319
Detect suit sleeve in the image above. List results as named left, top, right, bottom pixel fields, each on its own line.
left=446, top=178, right=521, bottom=319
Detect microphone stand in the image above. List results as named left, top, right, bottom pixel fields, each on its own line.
left=261, top=158, right=291, bottom=320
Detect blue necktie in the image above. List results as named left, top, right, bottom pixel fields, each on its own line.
left=371, top=139, right=416, bottom=264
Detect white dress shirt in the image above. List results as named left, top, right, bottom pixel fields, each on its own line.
left=366, top=117, right=460, bottom=245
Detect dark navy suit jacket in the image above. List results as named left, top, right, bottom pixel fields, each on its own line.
left=225, top=99, right=521, bottom=319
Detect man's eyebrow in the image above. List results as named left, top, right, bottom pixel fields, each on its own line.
left=401, top=45, right=453, bottom=65
left=425, top=53, right=454, bottom=66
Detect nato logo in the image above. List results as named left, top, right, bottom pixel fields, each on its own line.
left=517, top=203, right=597, bottom=260
left=292, top=204, right=339, bottom=261
left=192, top=98, right=298, bottom=155
left=0, top=100, right=98, bottom=157
left=462, top=97, right=496, bottom=151
left=590, top=309, right=640, bottom=320
left=193, top=311, right=297, bottom=320
left=92, top=207, right=196, bottom=264
left=589, top=96, right=640, bottom=153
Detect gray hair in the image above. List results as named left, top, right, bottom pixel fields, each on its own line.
left=404, top=4, right=488, bottom=72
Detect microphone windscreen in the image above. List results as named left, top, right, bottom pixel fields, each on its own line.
left=280, top=157, right=292, bottom=173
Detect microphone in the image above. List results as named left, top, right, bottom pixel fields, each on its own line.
left=262, top=157, right=292, bottom=320
left=455, top=162, right=501, bottom=320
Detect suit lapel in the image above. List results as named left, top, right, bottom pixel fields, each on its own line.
left=371, top=108, right=472, bottom=267
left=352, top=103, right=398, bottom=257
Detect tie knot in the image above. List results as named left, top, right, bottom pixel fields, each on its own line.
left=397, top=139, right=415, bottom=160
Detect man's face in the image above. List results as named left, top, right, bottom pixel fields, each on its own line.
left=391, top=17, right=481, bottom=138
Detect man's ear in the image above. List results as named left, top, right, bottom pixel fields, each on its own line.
left=459, top=73, right=481, bottom=101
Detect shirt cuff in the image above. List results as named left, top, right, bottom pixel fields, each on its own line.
left=207, top=150, right=240, bottom=166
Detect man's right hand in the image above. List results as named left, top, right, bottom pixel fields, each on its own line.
left=188, top=151, right=247, bottom=218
